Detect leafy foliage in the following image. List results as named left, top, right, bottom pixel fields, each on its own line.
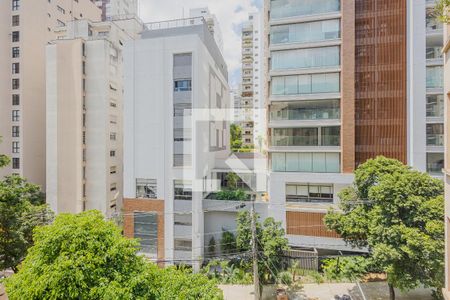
left=226, top=172, right=239, bottom=189
left=0, top=137, right=10, bottom=168
left=5, top=211, right=223, bottom=300
left=322, top=256, right=371, bottom=281
left=215, top=189, right=248, bottom=201
left=435, top=0, right=450, bottom=23
left=230, top=124, right=243, bottom=151
left=220, top=230, right=237, bottom=254
left=325, top=156, right=444, bottom=297
left=236, top=211, right=289, bottom=284
left=202, top=260, right=253, bottom=285
left=0, top=175, right=53, bottom=272
left=207, top=237, right=217, bottom=257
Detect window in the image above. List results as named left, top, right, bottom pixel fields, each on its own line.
left=12, top=142, right=19, bottom=154
left=286, top=184, right=333, bottom=203
left=12, top=31, right=19, bottom=42
left=136, top=179, right=157, bottom=199
left=270, top=100, right=340, bottom=121
left=426, top=153, right=444, bottom=174
left=12, top=63, right=19, bottom=74
left=272, top=127, right=341, bottom=147
left=426, top=66, right=443, bottom=88
left=426, top=95, right=444, bottom=118
left=134, top=212, right=158, bottom=255
left=271, top=152, right=340, bottom=173
left=12, top=94, right=19, bottom=105
left=12, top=47, right=19, bottom=58
left=110, top=115, right=117, bottom=124
left=12, top=0, right=19, bottom=10
left=12, top=15, right=19, bottom=26
left=12, top=110, right=19, bottom=121
left=12, top=126, right=19, bottom=137
left=174, top=180, right=192, bottom=201
left=12, top=158, right=20, bottom=169
left=174, top=80, right=192, bottom=92
left=173, top=128, right=192, bottom=142
left=271, top=46, right=340, bottom=70
left=426, top=124, right=444, bottom=146
left=271, top=19, right=340, bottom=45
left=174, top=239, right=192, bottom=251
left=270, top=0, right=340, bottom=19
left=110, top=166, right=117, bottom=174
left=110, top=132, right=117, bottom=141
left=110, top=150, right=116, bottom=157
left=272, top=73, right=340, bottom=95
left=174, top=103, right=192, bottom=117
left=174, top=214, right=192, bottom=226
left=173, top=154, right=192, bottom=167
left=110, top=183, right=117, bottom=192
left=82, top=61, right=86, bottom=75
left=12, top=79, right=19, bottom=89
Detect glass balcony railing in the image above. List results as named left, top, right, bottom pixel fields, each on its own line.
left=427, top=134, right=444, bottom=146
left=270, top=100, right=341, bottom=121
left=426, top=47, right=443, bottom=59
left=272, top=127, right=340, bottom=147
left=426, top=66, right=443, bottom=88
left=270, top=0, right=340, bottom=20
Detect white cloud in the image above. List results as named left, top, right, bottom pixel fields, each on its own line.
left=138, top=0, right=260, bottom=87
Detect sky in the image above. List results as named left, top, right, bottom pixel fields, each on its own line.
left=139, top=0, right=263, bottom=88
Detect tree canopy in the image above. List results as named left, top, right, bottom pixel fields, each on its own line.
left=230, top=124, right=243, bottom=151
left=5, top=210, right=223, bottom=300
left=325, top=156, right=444, bottom=299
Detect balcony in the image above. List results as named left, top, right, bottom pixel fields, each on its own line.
left=271, top=127, right=340, bottom=147
left=270, top=100, right=341, bottom=122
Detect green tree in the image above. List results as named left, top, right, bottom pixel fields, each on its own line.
left=230, top=124, right=243, bottom=151
left=5, top=210, right=223, bottom=300
left=435, top=0, right=450, bottom=23
left=226, top=172, right=239, bottom=189
left=236, top=211, right=289, bottom=284
left=0, top=137, right=9, bottom=168
left=220, top=230, right=237, bottom=254
left=0, top=175, right=53, bottom=272
left=325, top=156, right=444, bottom=299
left=207, top=236, right=217, bottom=257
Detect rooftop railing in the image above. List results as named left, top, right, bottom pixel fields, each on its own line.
left=144, top=17, right=205, bottom=31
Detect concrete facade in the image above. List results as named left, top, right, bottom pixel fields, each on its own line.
left=0, top=0, right=101, bottom=188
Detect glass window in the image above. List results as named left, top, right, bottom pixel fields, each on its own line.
left=174, top=154, right=192, bottom=167
left=12, top=79, right=19, bottom=90
left=272, top=128, right=318, bottom=146
left=134, top=212, right=158, bottom=255
left=12, top=47, right=19, bottom=58
left=271, top=152, right=340, bottom=173
left=272, top=46, right=340, bottom=70
left=286, top=184, right=334, bottom=203
left=174, top=80, right=192, bottom=92
left=12, top=158, right=20, bottom=169
left=426, top=66, right=443, bottom=88
left=12, top=142, right=19, bottom=154
left=174, top=180, right=192, bottom=201
left=12, top=15, right=19, bottom=26
left=12, top=0, right=20, bottom=10
left=12, top=126, right=19, bottom=137
left=12, top=110, right=19, bottom=121
left=270, top=0, right=340, bottom=19
left=110, top=132, right=117, bottom=141
left=12, top=94, right=19, bottom=106
left=321, top=126, right=340, bottom=146
left=426, top=124, right=444, bottom=146
left=12, top=31, right=19, bottom=42
left=174, top=214, right=192, bottom=226
left=136, top=179, right=157, bottom=199
left=426, top=153, right=444, bottom=174
left=270, top=100, right=340, bottom=121
left=426, top=95, right=444, bottom=118
left=174, top=239, right=192, bottom=251
left=12, top=63, right=19, bottom=74
left=271, top=19, right=340, bottom=45
left=271, top=73, right=340, bottom=96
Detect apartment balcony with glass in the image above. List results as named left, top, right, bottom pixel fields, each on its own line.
left=272, top=126, right=340, bottom=147
left=271, top=19, right=340, bottom=45
left=426, top=47, right=443, bottom=60
left=426, top=95, right=444, bottom=118
left=426, top=123, right=444, bottom=146
left=270, top=100, right=340, bottom=121
left=271, top=152, right=340, bottom=173
left=271, top=73, right=340, bottom=96
left=271, top=46, right=340, bottom=71
left=426, top=66, right=443, bottom=89
left=426, top=152, right=444, bottom=175
left=270, top=0, right=340, bottom=20
left=426, top=9, right=443, bottom=33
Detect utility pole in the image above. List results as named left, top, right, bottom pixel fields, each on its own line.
left=251, top=201, right=260, bottom=300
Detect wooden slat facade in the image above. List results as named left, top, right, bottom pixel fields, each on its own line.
left=286, top=211, right=339, bottom=238
left=354, top=0, right=408, bottom=166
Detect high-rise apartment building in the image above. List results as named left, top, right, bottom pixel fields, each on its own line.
left=240, top=13, right=266, bottom=148
left=46, top=17, right=142, bottom=216
left=123, top=16, right=230, bottom=269
left=95, top=0, right=138, bottom=21
left=0, top=0, right=101, bottom=188
left=265, top=0, right=411, bottom=252
left=409, top=0, right=445, bottom=176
